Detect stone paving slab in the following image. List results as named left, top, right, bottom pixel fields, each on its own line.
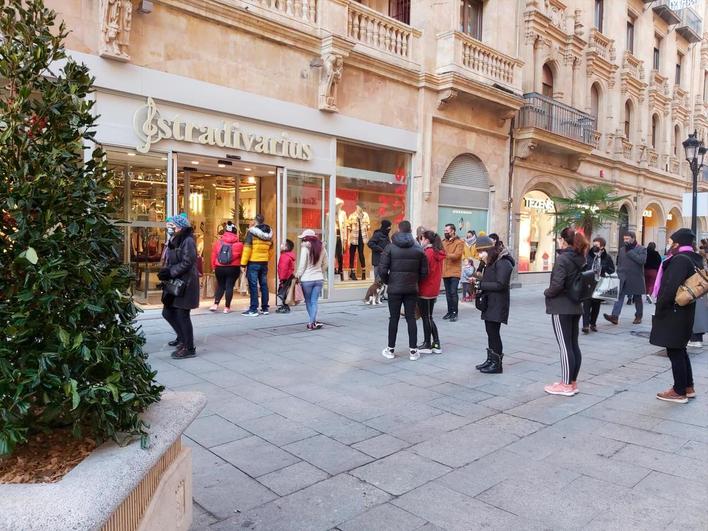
left=136, top=285, right=707, bottom=530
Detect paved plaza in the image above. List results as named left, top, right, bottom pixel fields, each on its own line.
left=139, top=286, right=708, bottom=530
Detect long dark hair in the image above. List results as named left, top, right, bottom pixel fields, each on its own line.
left=303, top=235, right=322, bottom=263
left=422, top=230, right=443, bottom=251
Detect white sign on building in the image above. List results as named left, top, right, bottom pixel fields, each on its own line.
left=669, top=0, right=697, bottom=9
left=682, top=192, right=708, bottom=217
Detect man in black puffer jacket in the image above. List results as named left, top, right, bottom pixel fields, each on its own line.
left=378, top=221, right=428, bottom=361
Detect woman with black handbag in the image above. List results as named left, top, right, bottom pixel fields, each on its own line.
left=544, top=227, right=589, bottom=397
left=158, top=213, right=200, bottom=359
left=474, top=236, right=515, bottom=374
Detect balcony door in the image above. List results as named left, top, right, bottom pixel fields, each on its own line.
left=460, top=0, right=483, bottom=39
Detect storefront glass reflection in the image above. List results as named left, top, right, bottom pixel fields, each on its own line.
left=518, top=191, right=556, bottom=273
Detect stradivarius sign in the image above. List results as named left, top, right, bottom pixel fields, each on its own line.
left=133, top=97, right=313, bottom=160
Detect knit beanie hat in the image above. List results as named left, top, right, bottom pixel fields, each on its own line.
left=671, top=228, right=695, bottom=247
left=224, top=220, right=236, bottom=232
left=475, top=236, right=495, bottom=251
left=172, top=213, right=191, bottom=229
left=381, top=220, right=392, bottom=230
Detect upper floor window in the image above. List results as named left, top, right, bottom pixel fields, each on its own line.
left=389, top=0, right=410, bottom=24
left=675, top=53, right=683, bottom=86
left=624, top=100, right=632, bottom=139
left=704, top=71, right=708, bottom=103
left=461, top=0, right=483, bottom=40
left=590, top=84, right=600, bottom=120
left=542, top=64, right=554, bottom=98
left=651, top=114, right=660, bottom=149
left=594, top=0, right=604, bottom=32
left=653, top=35, right=662, bottom=70
left=674, top=125, right=681, bottom=156
left=626, top=19, right=635, bottom=54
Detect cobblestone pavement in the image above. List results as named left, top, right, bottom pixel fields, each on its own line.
left=139, top=286, right=707, bottom=531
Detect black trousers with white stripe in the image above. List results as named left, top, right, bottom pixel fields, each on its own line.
left=551, top=314, right=582, bottom=385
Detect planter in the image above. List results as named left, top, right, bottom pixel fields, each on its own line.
left=0, top=391, right=206, bottom=531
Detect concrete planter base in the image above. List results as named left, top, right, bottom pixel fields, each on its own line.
left=0, top=392, right=206, bottom=531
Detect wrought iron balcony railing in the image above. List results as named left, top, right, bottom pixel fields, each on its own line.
left=517, top=93, right=597, bottom=145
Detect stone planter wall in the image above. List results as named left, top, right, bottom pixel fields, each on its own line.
left=0, top=392, right=205, bottom=531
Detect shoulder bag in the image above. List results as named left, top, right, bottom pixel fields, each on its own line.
left=567, top=262, right=598, bottom=303
left=675, top=255, right=708, bottom=307
left=163, top=278, right=187, bottom=297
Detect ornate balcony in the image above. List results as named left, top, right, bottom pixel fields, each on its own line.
left=621, top=138, right=634, bottom=160
left=243, top=0, right=318, bottom=24
left=645, top=0, right=681, bottom=25
left=644, top=147, right=660, bottom=170
left=516, top=92, right=597, bottom=156
left=587, top=29, right=617, bottom=82
left=347, top=2, right=419, bottom=61
left=676, top=7, right=702, bottom=44
left=669, top=155, right=681, bottom=175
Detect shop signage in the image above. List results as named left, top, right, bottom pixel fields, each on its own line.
left=133, top=97, right=313, bottom=160
left=643, top=210, right=653, bottom=218
left=668, top=0, right=697, bottom=10
left=523, top=197, right=555, bottom=212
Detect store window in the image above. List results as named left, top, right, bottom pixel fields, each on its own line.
left=107, top=149, right=168, bottom=303
left=336, top=142, right=409, bottom=284
left=518, top=190, right=556, bottom=273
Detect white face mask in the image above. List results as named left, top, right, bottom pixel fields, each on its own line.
left=167, top=227, right=175, bottom=236
left=479, top=251, right=488, bottom=262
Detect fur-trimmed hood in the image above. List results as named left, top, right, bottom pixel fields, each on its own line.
left=249, top=224, right=272, bottom=241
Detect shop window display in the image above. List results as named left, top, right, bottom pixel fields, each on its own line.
left=518, top=190, right=556, bottom=273
left=336, top=142, right=409, bottom=284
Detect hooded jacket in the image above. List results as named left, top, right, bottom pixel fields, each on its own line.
left=367, top=224, right=392, bottom=267
left=378, top=232, right=428, bottom=295
left=165, top=227, right=200, bottom=310
left=479, top=248, right=515, bottom=324
left=544, top=248, right=587, bottom=315
left=278, top=250, right=296, bottom=280
left=241, top=224, right=274, bottom=266
left=211, top=231, right=244, bottom=269
left=419, top=245, right=446, bottom=298
left=442, top=235, right=465, bottom=278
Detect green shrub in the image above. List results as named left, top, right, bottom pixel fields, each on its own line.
left=0, top=0, right=163, bottom=456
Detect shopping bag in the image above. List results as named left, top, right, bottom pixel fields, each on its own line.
left=592, top=274, right=619, bottom=302
left=238, top=271, right=248, bottom=294
left=286, top=280, right=304, bottom=306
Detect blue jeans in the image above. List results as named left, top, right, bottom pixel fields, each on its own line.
left=301, top=280, right=323, bottom=324
left=611, top=286, right=643, bottom=319
left=247, top=263, right=269, bottom=312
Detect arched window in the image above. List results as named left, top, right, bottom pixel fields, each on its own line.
left=624, top=100, right=633, bottom=140
left=651, top=114, right=660, bottom=149
left=542, top=64, right=554, bottom=98
left=673, top=125, right=681, bottom=156
left=590, top=84, right=600, bottom=120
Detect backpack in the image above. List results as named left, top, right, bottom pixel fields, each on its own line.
left=567, top=261, right=598, bottom=303
left=217, top=241, right=233, bottom=265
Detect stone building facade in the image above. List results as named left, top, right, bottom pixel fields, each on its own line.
left=47, top=0, right=707, bottom=296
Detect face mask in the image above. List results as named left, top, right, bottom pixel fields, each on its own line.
left=167, top=227, right=175, bottom=236
left=592, top=245, right=600, bottom=252
left=479, top=251, right=488, bottom=262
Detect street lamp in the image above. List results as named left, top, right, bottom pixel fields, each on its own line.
left=682, top=130, right=707, bottom=235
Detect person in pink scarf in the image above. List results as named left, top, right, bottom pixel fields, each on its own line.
left=650, top=229, right=702, bottom=403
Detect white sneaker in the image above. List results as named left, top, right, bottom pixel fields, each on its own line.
left=381, top=347, right=395, bottom=360
left=409, top=349, right=420, bottom=361
left=432, top=343, right=443, bottom=354
left=688, top=341, right=703, bottom=348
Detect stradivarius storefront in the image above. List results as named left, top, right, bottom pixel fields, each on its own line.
left=81, top=52, right=416, bottom=303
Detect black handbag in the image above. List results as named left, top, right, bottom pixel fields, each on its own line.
left=475, top=292, right=488, bottom=313
left=163, top=278, right=187, bottom=297
left=567, top=265, right=597, bottom=303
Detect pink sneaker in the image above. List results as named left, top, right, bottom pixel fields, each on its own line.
left=209, top=304, right=218, bottom=312
left=571, top=382, right=579, bottom=395
left=223, top=307, right=231, bottom=314
left=544, top=382, right=576, bottom=397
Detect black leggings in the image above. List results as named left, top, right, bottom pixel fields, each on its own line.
left=485, top=321, right=503, bottom=353
left=667, top=347, right=694, bottom=396
left=162, top=306, right=194, bottom=349
left=582, top=299, right=602, bottom=327
left=418, top=298, right=439, bottom=346
left=349, top=243, right=366, bottom=269
left=551, top=314, right=582, bottom=384
left=388, top=293, right=417, bottom=349
left=214, top=266, right=240, bottom=307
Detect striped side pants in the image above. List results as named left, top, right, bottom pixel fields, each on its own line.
left=551, top=314, right=582, bottom=385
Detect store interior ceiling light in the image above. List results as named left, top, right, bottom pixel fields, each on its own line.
left=127, top=152, right=136, bottom=156
left=218, top=164, right=226, bottom=168
left=191, top=160, right=200, bottom=165
left=244, top=167, right=252, bottom=171
left=268, top=170, right=275, bottom=175
left=247, top=176, right=256, bottom=184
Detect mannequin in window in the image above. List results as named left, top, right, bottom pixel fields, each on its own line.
left=346, top=205, right=371, bottom=280
left=325, top=198, right=348, bottom=281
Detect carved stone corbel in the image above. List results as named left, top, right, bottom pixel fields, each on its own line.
left=99, top=0, right=134, bottom=62
left=437, top=89, right=458, bottom=110
left=516, top=139, right=538, bottom=159
left=318, top=53, right=344, bottom=112
left=497, top=109, right=517, bottom=127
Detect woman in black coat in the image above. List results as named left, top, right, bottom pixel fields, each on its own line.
left=582, top=236, right=615, bottom=333
left=544, top=228, right=589, bottom=397
left=651, top=228, right=701, bottom=404
left=159, top=213, right=200, bottom=359
left=474, top=237, right=514, bottom=374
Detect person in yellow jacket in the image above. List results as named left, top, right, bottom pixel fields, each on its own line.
left=442, top=224, right=465, bottom=322
left=463, top=230, right=478, bottom=260
left=241, top=214, right=274, bottom=316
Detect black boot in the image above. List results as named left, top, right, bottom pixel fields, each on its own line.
left=475, top=349, right=493, bottom=370
left=479, top=350, right=503, bottom=374
left=349, top=270, right=358, bottom=281
left=168, top=338, right=181, bottom=347
left=340, top=270, right=345, bottom=282
left=361, top=270, right=366, bottom=281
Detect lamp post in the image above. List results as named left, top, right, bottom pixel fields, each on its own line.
left=682, top=130, right=707, bottom=236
